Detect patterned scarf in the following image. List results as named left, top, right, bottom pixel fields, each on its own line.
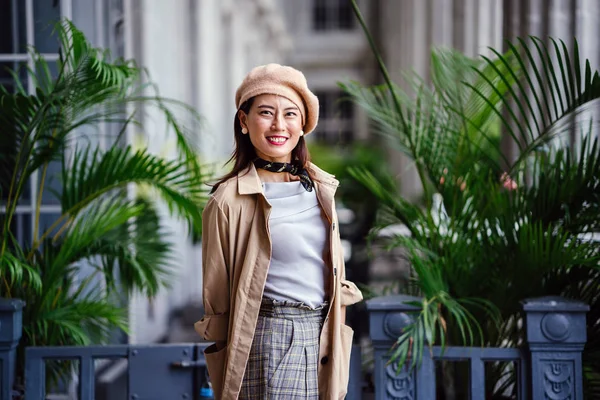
left=253, top=158, right=314, bottom=192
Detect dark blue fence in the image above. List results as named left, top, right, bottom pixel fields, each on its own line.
left=0, top=295, right=589, bottom=399
left=368, top=294, right=589, bottom=400
left=24, top=343, right=212, bottom=399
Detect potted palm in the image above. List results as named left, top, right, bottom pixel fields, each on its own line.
left=346, top=1, right=600, bottom=397
left=0, top=20, right=210, bottom=391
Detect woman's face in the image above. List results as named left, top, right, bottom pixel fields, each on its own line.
left=238, top=94, right=303, bottom=163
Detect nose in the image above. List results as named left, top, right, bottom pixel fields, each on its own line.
left=272, top=111, right=285, bottom=131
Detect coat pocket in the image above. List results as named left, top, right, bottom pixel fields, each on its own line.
left=338, top=324, right=354, bottom=399
left=205, top=342, right=228, bottom=400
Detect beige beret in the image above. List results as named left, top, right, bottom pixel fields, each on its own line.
left=235, top=63, right=319, bottom=135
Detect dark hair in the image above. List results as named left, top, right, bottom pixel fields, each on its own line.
left=211, top=97, right=311, bottom=192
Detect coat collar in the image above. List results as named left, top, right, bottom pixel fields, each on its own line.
left=237, top=162, right=339, bottom=195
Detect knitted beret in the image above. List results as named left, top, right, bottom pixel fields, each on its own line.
left=235, top=63, right=319, bottom=135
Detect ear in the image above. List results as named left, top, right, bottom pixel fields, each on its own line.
left=238, top=110, right=248, bottom=131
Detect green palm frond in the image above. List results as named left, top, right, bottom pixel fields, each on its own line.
left=1, top=19, right=207, bottom=255
left=54, top=143, right=208, bottom=243
left=0, top=244, right=42, bottom=295
left=348, top=166, right=426, bottom=237
left=71, top=197, right=174, bottom=296
left=49, top=196, right=144, bottom=267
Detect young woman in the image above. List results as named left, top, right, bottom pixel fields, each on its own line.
left=195, top=64, right=363, bottom=400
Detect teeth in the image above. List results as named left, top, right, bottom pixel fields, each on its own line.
left=269, top=137, right=287, bottom=143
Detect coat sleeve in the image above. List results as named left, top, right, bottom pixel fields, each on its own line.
left=194, top=197, right=230, bottom=342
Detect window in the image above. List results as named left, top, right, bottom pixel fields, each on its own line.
left=312, top=90, right=355, bottom=145
left=313, top=0, right=355, bottom=31
left=0, top=0, right=65, bottom=247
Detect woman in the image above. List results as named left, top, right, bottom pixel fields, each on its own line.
left=195, top=64, right=363, bottom=400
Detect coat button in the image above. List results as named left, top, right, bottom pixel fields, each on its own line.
left=320, top=356, right=329, bottom=365
left=332, top=222, right=336, bottom=231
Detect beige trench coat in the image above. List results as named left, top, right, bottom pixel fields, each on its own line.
left=194, top=162, right=363, bottom=400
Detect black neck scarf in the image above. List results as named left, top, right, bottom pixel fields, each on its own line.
left=253, top=158, right=314, bottom=192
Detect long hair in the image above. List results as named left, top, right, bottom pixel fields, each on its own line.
left=211, top=96, right=311, bottom=192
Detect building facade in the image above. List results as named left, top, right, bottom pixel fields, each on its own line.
left=0, top=0, right=291, bottom=348
left=3, top=0, right=599, bottom=353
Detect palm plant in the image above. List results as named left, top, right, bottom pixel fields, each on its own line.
left=346, top=1, right=600, bottom=398
left=0, top=20, right=210, bottom=388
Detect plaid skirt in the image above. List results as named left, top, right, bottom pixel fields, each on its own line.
left=239, top=298, right=328, bottom=399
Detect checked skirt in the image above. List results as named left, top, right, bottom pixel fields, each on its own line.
left=239, top=298, right=328, bottom=399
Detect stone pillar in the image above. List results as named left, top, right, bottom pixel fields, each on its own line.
left=367, top=294, right=434, bottom=400
left=0, top=299, right=25, bottom=400
left=523, top=296, right=589, bottom=400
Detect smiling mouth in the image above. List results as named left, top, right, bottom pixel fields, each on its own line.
left=267, top=136, right=288, bottom=145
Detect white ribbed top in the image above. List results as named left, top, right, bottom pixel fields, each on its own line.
left=262, top=181, right=328, bottom=308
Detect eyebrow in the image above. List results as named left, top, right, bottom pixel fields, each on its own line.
left=257, top=104, right=299, bottom=111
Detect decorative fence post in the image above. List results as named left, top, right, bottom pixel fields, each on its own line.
left=523, top=296, right=589, bottom=400
left=367, top=294, right=433, bottom=400
left=0, top=299, right=25, bottom=400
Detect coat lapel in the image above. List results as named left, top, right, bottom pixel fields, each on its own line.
left=307, top=162, right=339, bottom=223
left=237, top=163, right=263, bottom=195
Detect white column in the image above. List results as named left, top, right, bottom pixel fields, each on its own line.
left=463, top=0, right=478, bottom=57
left=413, top=0, right=429, bottom=83
left=452, top=0, right=478, bottom=56
left=576, top=0, right=600, bottom=143
left=525, top=0, right=547, bottom=151
left=527, top=0, right=546, bottom=37
left=198, top=0, right=227, bottom=162
left=379, top=0, right=422, bottom=201
left=124, top=0, right=138, bottom=344
left=477, top=0, right=499, bottom=57
left=549, top=0, right=573, bottom=43
left=577, top=0, right=600, bottom=69
left=431, top=0, right=454, bottom=48
left=493, top=0, right=503, bottom=51
left=221, top=4, right=238, bottom=162
left=549, top=0, right=575, bottom=147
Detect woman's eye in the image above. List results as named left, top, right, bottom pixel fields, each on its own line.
left=260, top=111, right=272, bottom=116
left=286, top=112, right=297, bottom=117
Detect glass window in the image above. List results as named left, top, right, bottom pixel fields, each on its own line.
left=0, top=61, right=32, bottom=206
left=0, top=61, right=28, bottom=92
left=0, top=0, right=27, bottom=54
left=312, top=0, right=355, bottom=32
left=1, top=0, right=65, bottom=247
left=312, top=90, right=355, bottom=146
left=9, top=212, right=32, bottom=248
left=33, top=0, right=61, bottom=53
left=39, top=211, right=63, bottom=238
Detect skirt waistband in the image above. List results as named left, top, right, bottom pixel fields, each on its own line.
left=259, top=297, right=329, bottom=319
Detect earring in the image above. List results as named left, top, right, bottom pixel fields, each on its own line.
left=241, top=127, right=248, bottom=134
left=300, top=130, right=304, bottom=136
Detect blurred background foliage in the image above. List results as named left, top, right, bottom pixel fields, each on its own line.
left=345, top=1, right=600, bottom=397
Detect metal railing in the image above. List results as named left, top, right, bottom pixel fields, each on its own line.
left=367, top=294, right=589, bottom=400
left=24, top=343, right=212, bottom=399
left=0, top=295, right=590, bottom=399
